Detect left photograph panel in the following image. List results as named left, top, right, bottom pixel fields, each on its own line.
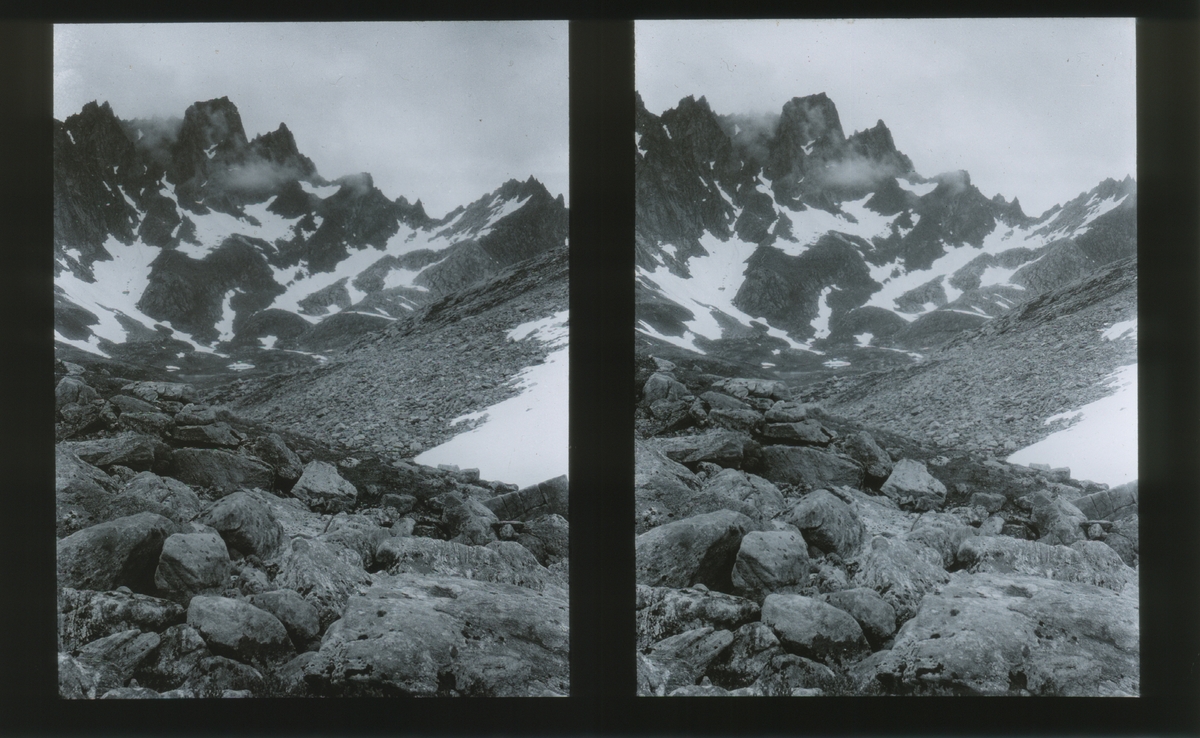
left=53, top=22, right=569, bottom=698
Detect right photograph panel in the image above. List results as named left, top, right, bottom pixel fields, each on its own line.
left=634, top=19, right=1138, bottom=697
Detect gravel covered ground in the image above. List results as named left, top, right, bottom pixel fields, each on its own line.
left=213, top=246, right=568, bottom=462
left=812, top=257, right=1136, bottom=460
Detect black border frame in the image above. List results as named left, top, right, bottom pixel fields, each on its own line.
left=2, top=5, right=1197, bottom=735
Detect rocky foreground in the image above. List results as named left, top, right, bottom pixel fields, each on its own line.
left=55, top=359, right=568, bottom=698
left=634, top=357, right=1138, bottom=696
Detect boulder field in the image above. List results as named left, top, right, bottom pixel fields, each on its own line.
left=55, top=361, right=568, bottom=698
left=634, top=356, right=1137, bottom=696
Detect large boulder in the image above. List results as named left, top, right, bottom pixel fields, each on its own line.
left=1072, top=481, right=1138, bottom=522
left=703, top=469, right=787, bottom=521
left=515, top=513, right=570, bottom=567
left=642, top=372, right=690, bottom=404
left=708, top=407, right=764, bottom=434
left=704, top=621, right=787, bottom=690
left=108, top=394, right=158, bottom=415
left=635, top=509, right=756, bottom=592
left=170, top=422, right=240, bottom=448
left=75, top=629, right=161, bottom=691
left=956, top=536, right=1136, bottom=593
left=55, top=447, right=120, bottom=537
left=317, top=513, right=391, bottom=569
left=760, top=420, right=834, bottom=446
left=761, top=594, right=870, bottom=665
left=291, top=461, right=358, bottom=514
left=248, top=590, right=322, bottom=653
left=196, top=491, right=285, bottom=559
left=880, top=459, right=947, bottom=512
left=58, top=588, right=185, bottom=653
left=634, top=442, right=768, bottom=532
left=764, top=400, right=807, bottom=423
left=758, top=446, right=864, bottom=489
left=272, top=537, right=374, bottom=629
left=60, top=432, right=170, bottom=472
left=375, top=537, right=553, bottom=592
left=784, top=489, right=866, bottom=557
left=1030, top=490, right=1088, bottom=545
left=655, top=430, right=755, bottom=469
left=747, top=653, right=837, bottom=696
left=435, top=491, right=499, bottom=546
left=180, top=655, right=264, bottom=695
left=120, top=381, right=198, bottom=404
left=711, top=377, right=791, bottom=401
left=58, top=653, right=97, bottom=699
left=133, top=623, right=212, bottom=692
left=483, top=475, right=569, bottom=521
left=174, top=403, right=217, bottom=426
left=839, top=431, right=894, bottom=484
left=902, top=512, right=976, bottom=569
left=154, top=531, right=232, bottom=603
left=102, top=472, right=202, bottom=527
left=818, top=588, right=897, bottom=650
left=701, top=391, right=751, bottom=412
left=58, top=513, right=177, bottom=593
left=855, top=572, right=1138, bottom=695
left=852, top=537, right=950, bottom=623
left=642, top=627, right=735, bottom=692
left=1104, top=514, right=1139, bottom=566
left=171, top=448, right=274, bottom=493
left=246, top=433, right=305, bottom=483
left=731, top=530, right=810, bottom=602
left=635, top=585, right=760, bottom=649
left=302, top=573, right=569, bottom=697
left=186, top=595, right=295, bottom=667
left=56, top=376, right=100, bottom=410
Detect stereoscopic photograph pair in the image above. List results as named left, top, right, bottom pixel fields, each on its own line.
left=50, top=19, right=1143, bottom=703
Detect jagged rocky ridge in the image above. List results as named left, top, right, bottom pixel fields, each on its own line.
left=635, top=92, right=1136, bottom=374
left=55, top=359, right=569, bottom=698
left=633, top=356, right=1138, bottom=696
left=54, top=97, right=568, bottom=376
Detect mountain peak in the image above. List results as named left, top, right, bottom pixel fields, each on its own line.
left=180, top=97, right=249, bottom=151
left=777, top=93, right=845, bottom=143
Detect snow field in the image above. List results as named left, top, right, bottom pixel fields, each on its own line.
left=1007, top=363, right=1137, bottom=486
left=415, top=311, right=569, bottom=487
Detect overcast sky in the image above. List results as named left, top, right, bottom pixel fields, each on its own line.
left=637, top=19, right=1135, bottom=217
left=55, top=22, right=568, bottom=217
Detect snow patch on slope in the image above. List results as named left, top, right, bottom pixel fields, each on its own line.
left=415, top=311, right=569, bottom=487
left=637, top=231, right=812, bottom=352
left=1007, top=363, right=1137, bottom=486
left=1101, top=318, right=1137, bottom=342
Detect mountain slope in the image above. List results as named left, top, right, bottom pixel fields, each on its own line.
left=635, top=92, right=1136, bottom=375
left=54, top=98, right=568, bottom=377
left=213, top=245, right=568, bottom=466
left=813, top=256, right=1136, bottom=465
